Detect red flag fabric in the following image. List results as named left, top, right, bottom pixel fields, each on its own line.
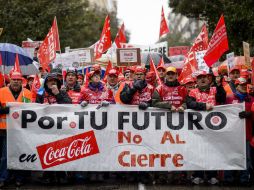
left=95, top=15, right=112, bottom=60
left=114, top=23, right=126, bottom=48
left=191, top=24, right=209, bottom=52
left=31, top=74, right=41, bottom=102
left=159, top=7, right=170, bottom=38
left=178, top=25, right=209, bottom=83
left=103, top=61, right=113, bottom=83
left=149, top=56, right=162, bottom=85
left=157, top=57, right=165, bottom=68
left=204, top=15, right=229, bottom=67
left=84, top=68, right=89, bottom=87
left=10, top=54, right=22, bottom=75
left=38, top=17, right=61, bottom=72
left=178, top=51, right=198, bottom=83
left=0, top=72, right=3, bottom=87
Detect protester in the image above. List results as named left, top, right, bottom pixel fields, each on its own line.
left=35, top=72, right=71, bottom=184
left=78, top=70, right=114, bottom=106
left=224, top=66, right=240, bottom=95
left=181, top=76, right=196, bottom=93
left=25, top=75, right=35, bottom=90
left=106, top=68, right=120, bottom=96
left=157, top=65, right=166, bottom=82
left=120, top=66, right=154, bottom=109
left=0, top=71, right=32, bottom=188
left=63, top=68, right=81, bottom=104
left=152, top=66, right=187, bottom=111
left=186, top=70, right=226, bottom=185
left=77, top=73, right=84, bottom=86
left=224, top=77, right=254, bottom=186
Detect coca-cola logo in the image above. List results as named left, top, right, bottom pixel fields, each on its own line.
left=36, top=131, right=99, bottom=169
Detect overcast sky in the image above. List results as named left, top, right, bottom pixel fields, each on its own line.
left=117, top=0, right=169, bottom=45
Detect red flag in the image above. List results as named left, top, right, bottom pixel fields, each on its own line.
left=159, top=7, right=170, bottom=38
left=103, top=61, right=113, bottom=83
left=31, top=74, right=41, bottom=102
left=95, top=15, right=112, bottom=60
left=190, top=24, right=209, bottom=52
left=84, top=68, right=89, bottom=87
left=38, top=17, right=61, bottom=71
left=178, top=25, right=209, bottom=82
left=149, top=56, right=162, bottom=85
left=157, top=57, right=165, bottom=68
left=53, top=17, right=61, bottom=51
left=0, top=72, right=3, bottom=87
left=204, top=15, right=229, bottom=67
left=178, top=51, right=198, bottom=83
left=114, top=23, right=126, bottom=48
left=10, top=54, right=22, bottom=75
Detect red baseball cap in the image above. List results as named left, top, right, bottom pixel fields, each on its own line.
left=10, top=71, right=23, bottom=80
left=181, top=76, right=196, bottom=85
left=135, top=66, right=146, bottom=74
left=108, top=69, right=118, bottom=77
left=229, top=66, right=240, bottom=73
left=195, top=70, right=211, bottom=77
left=157, top=65, right=166, bottom=71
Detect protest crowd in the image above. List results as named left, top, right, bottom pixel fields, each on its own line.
left=0, top=13, right=254, bottom=189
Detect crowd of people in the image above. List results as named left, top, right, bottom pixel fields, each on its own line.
left=0, top=55, right=254, bottom=187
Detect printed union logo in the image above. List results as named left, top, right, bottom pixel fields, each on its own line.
left=211, top=116, right=222, bottom=126
left=69, top=122, right=76, bottom=128
left=12, top=112, right=19, bottom=119
left=36, top=131, right=99, bottom=169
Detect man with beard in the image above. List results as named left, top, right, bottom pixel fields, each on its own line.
left=107, top=69, right=120, bottom=96
left=157, top=65, right=166, bottom=83
left=0, top=71, right=32, bottom=188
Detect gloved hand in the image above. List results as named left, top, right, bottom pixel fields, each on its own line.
left=80, top=101, right=88, bottom=107
left=138, top=102, right=148, bottom=110
left=96, top=101, right=110, bottom=110
left=239, top=111, right=252, bottom=119
left=0, top=106, right=10, bottom=114
left=133, top=80, right=146, bottom=91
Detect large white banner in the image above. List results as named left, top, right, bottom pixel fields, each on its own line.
left=7, top=103, right=246, bottom=171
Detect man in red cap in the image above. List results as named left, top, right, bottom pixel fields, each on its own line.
left=79, top=70, right=114, bottom=105
left=186, top=70, right=226, bottom=185
left=120, top=66, right=154, bottom=110
left=123, top=66, right=135, bottom=82
left=224, top=66, right=240, bottom=96
left=181, top=76, right=196, bottom=93
left=107, top=69, right=120, bottom=96
left=152, top=67, right=187, bottom=111
left=0, top=71, right=32, bottom=188
left=77, top=73, right=84, bottom=86
left=25, top=75, right=35, bottom=91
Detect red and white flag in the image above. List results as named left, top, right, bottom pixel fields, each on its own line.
left=10, top=54, right=22, bottom=75
left=178, top=25, right=209, bottom=82
left=204, top=15, right=229, bottom=67
left=159, top=7, right=170, bottom=38
left=95, top=15, right=112, bottom=60
left=190, top=24, right=209, bottom=52
left=31, top=74, right=41, bottom=101
left=149, top=56, right=162, bottom=85
left=38, top=17, right=61, bottom=71
left=114, top=23, right=126, bottom=48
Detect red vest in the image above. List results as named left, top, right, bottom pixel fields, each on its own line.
left=189, top=87, right=217, bottom=106
left=129, top=82, right=154, bottom=105
left=67, top=90, right=81, bottom=104
left=156, top=84, right=187, bottom=108
left=79, top=85, right=114, bottom=104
